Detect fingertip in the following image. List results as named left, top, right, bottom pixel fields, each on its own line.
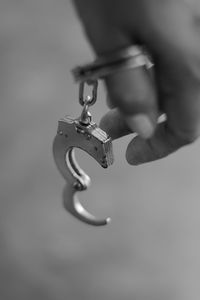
left=100, top=108, right=132, bottom=140
left=105, top=67, right=157, bottom=115
left=125, top=113, right=156, bottom=139
left=126, top=121, right=188, bottom=165
left=106, top=94, right=115, bottom=109
left=104, top=65, right=159, bottom=140
left=126, top=136, right=156, bottom=165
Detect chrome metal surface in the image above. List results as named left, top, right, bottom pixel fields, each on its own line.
left=72, top=45, right=153, bottom=82
left=79, top=80, right=98, bottom=106
left=53, top=115, right=114, bottom=226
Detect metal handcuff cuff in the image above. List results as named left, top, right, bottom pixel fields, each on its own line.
left=53, top=46, right=152, bottom=226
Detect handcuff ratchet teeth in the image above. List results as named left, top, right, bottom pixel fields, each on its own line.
left=53, top=80, right=114, bottom=226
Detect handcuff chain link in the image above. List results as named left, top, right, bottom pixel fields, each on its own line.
left=79, top=80, right=98, bottom=107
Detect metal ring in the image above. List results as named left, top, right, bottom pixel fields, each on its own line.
left=72, top=45, right=153, bottom=83
left=79, top=80, right=98, bottom=106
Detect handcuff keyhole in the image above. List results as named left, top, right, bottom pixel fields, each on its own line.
left=94, top=146, right=98, bottom=151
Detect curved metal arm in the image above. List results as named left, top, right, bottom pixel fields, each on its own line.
left=53, top=116, right=114, bottom=226
left=63, top=149, right=111, bottom=226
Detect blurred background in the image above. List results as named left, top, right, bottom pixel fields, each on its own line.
left=1, top=1, right=200, bottom=299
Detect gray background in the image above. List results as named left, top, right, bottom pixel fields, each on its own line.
left=1, top=1, right=200, bottom=299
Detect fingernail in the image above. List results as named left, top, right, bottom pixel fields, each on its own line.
left=126, top=114, right=154, bottom=139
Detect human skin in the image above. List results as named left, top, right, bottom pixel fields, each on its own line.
left=1, top=2, right=200, bottom=300
left=73, top=0, right=200, bottom=164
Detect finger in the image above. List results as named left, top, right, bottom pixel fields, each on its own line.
left=100, top=108, right=165, bottom=141
left=126, top=64, right=200, bottom=165
left=106, top=94, right=116, bottom=109
left=100, top=108, right=132, bottom=140
left=101, top=108, right=187, bottom=166
left=104, top=66, right=159, bottom=139
left=126, top=120, right=187, bottom=165
left=74, top=0, right=159, bottom=138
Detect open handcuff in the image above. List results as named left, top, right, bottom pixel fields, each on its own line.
left=53, top=46, right=152, bottom=226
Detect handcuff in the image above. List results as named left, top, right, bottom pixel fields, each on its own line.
left=53, top=46, right=152, bottom=226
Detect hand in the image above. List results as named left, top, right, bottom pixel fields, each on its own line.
left=73, top=0, right=200, bottom=164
